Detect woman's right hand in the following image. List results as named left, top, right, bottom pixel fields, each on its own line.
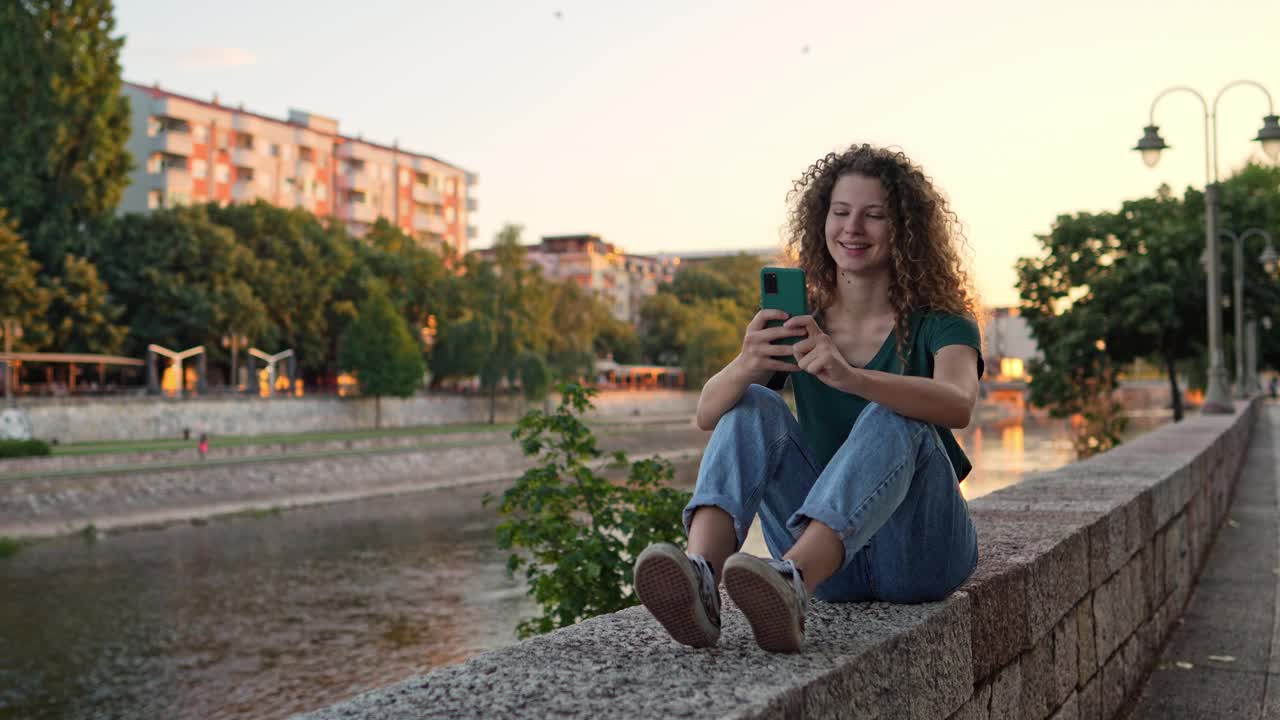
left=736, top=309, right=807, bottom=375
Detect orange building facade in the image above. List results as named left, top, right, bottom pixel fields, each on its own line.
left=120, top=82, right=476, bottom=254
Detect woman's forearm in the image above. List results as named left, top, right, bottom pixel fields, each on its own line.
left=695, top=357, right=765, bottom=431
left=842, top=369, right=976, bottom=429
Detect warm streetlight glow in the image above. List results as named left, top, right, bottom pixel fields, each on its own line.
left=1261, top=242, right=1279, bottom=277
left=1133, top=125, right=1168, bottom=167
left=1255, top=115, right=1280, bottom=161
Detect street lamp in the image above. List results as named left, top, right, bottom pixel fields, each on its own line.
left=1134, top=80, right=1279, bottom=413
left=1, top=319, right=22, bottom=406
left=1218, top=228, right=1277, bottom=397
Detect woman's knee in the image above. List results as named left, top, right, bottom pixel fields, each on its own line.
left=724, top=384, right=791, bottom=425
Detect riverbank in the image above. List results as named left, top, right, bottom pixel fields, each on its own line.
left=0, top=419, right=711, bottom=540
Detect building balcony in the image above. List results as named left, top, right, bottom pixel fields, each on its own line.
left=466, top=196, right=477, bottom=212
left=467, top=225, right=477, bottom=239
left=232, top=114, right=261, bottom=134
left=230, top=147, right=256, bottom=168
left=339, top=165, right=373, bottom=190
left=157, top=132, right=192, bottom=156
left=231, top=181, right=257, bottom=203
left=155, top=166, right=192, bottom=195
left=412, top=184, right=442, bottom=205
left=296, top=160, right=316, bottom=180
left=349, top=203, right=378, bottom=224
left=465, top=171, right=479, bottom=186
left=414, top=213, right=447, bottom=235
left=337, top=141, right=379, bottom=162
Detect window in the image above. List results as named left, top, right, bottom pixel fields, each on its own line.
left=147, top=153, right=162, bottom=173
left=445, top=206, right=456, bottom=223
left=269, top=143, right=280, bottom=157
left=192, top=159, right=208, bottom=179
left=446, top=178, right=456, bottom=195
left=400, top=169, right=410, bottom=185
left=147, top=117, right=161, bottom=137
left=147, top=190, right=162, bottom=209
left=194, top=125, right=208, bottom=142
left=317, top=183, right=328, bottom=201
left=214, top=164, right=229, bottom=183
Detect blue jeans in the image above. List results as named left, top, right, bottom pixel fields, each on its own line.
left=683, top=384, right=979, bottom=603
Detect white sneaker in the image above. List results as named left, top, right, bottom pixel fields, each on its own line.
left=723, top=553, right=808, bottom=653
left=634, top=543, right=721, bottom=648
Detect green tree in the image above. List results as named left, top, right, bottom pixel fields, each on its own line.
left=205, top=203, right=357, bottom=377
left=664, top=253, right=760, bottom=311
left=594, top=314, right=642, bottom=364
left=638, top=292, right=690, bottom=366
left=93, top=206, right=263, bottom=360
left=488, top=384, right=691, bottom=638
left=0, top=211, right=51, bottom=349
left=340, top=290, right=426, bottom=427
left=681, top=298, right=745, bottom=387
left=44, top=253, right=127, bottom=354
left=515, top=351, right=551, bottom=403
left=361, top=218, right=447, bottom=351
left=1018, top=166, right=1280, bottom=427
left=0, top=0, right=132, bottom=265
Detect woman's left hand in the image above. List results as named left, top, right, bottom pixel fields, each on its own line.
left=784, top=315, right=859, bottom=393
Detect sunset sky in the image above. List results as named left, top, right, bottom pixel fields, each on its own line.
left=115, top=0, right=1280, bottom=306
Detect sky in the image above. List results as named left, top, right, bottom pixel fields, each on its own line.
left=114, top=0, right=1280, bottom=307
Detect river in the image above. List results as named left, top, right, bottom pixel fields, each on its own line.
left=0, top=413, right=1164, bottom=720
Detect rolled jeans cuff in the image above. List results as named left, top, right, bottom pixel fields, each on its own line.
left=787, top=504, right=864, bottom=572
left=683, top=494, right=752, bottom=551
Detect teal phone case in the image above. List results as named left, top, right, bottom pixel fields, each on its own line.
left=761, top=267, right=807, bottom=362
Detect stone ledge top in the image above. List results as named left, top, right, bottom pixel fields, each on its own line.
left=297, top=597, right=972, bottom=720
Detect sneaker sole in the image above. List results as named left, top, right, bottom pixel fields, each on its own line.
left=634, top=545, right=718, bottom=648
left=723, top=556, right=803, bottom=653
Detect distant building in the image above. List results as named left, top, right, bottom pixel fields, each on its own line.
left=119, top=82, right=477, bottom=254
left=660, top=246, right=785, bottom=268
left=472, top=237, right=796, bottom=325
left=473, top=234, right=680, bottom=325
left=982, top=306, right=1039, bottom=381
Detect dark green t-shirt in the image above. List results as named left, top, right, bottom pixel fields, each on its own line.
left=768, top=311, right=984, bottom=482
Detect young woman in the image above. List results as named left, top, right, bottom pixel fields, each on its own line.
left=634, top=144, right=983, bottom=653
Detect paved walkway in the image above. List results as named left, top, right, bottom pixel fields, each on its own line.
left=1129, top=401, right=1280, bottom=719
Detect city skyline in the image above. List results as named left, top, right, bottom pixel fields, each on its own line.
left=114, top=0, right=1280, bottom=306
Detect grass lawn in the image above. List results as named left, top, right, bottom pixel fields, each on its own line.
left=52, top=423, right=515, bottom=457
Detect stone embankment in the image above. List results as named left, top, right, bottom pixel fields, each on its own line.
left=298, top=400, right=1261, bottom=720
left=0, top=419, right=709, bottom=539
left=19, top=389, right=701, bottom=444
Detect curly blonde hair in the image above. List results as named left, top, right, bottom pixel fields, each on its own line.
left=784, top=144, right=981, bottom=365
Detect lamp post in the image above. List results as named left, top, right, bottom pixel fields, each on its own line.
left=1134, top=80, right=1280, bottom=413
left=221, top=333, right=248, bottom=393
left=1214, top=228, right=1280, bottom=396
left=1, top=319, right=21, bottom=406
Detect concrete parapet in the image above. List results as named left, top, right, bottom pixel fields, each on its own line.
left=17, top=389, right=700, bottom=444
left=297, top=399, right=1260, bottom=720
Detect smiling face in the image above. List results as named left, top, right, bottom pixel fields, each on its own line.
left=824, top=174, right=892, bottom=276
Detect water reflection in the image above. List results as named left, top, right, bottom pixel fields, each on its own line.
left=0, top=414, right=1164, bottom=720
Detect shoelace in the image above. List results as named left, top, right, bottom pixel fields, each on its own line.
left=687, top=554, right=721, bottom=626
left=767, top=558, right=808, bottom=617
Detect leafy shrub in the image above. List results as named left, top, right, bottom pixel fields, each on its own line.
left=0, top=439, right=51, bottom=459
left=489, top=383, right=691, bottom=638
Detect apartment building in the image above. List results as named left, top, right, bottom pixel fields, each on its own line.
left=472, top=235, right=679, bottom=325
left=120, top=82, right=476, bottom=254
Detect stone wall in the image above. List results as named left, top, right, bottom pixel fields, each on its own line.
left=18, top=390, right=700, bottom=444
left=297, top=399, right=1259, bottom=720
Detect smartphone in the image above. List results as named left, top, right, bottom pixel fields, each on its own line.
left=760, top=267, right=807, bottom=362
